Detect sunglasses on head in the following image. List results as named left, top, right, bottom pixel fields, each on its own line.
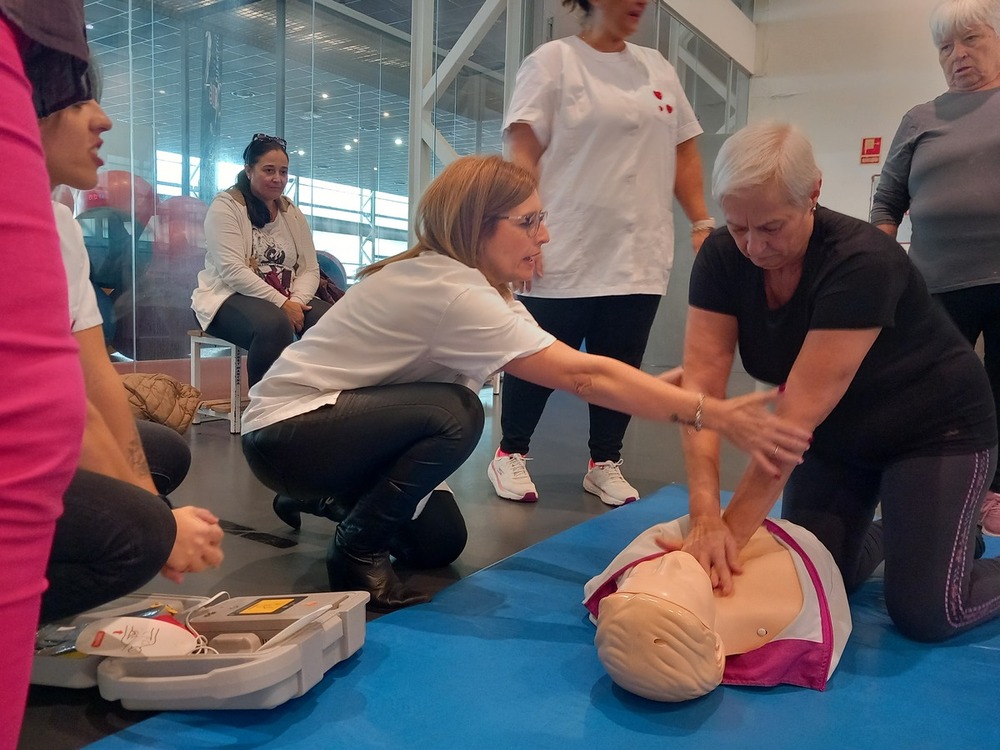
left=252, top=133, right=287, bottom=148
left=244, top=133, right=288, bottom=164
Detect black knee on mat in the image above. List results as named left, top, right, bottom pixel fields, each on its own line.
left=391, top=490, right=468, bottom=568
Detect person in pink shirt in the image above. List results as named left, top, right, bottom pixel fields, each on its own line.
left=0, top=4, right=91, bottom=746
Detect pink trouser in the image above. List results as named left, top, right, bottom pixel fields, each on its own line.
left=0, top=15, right=85, bottom=749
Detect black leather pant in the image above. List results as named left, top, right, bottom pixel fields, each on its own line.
left=243, top=382, right=483, bottom=565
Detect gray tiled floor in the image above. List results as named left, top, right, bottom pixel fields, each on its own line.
left=20, top=379, right=754, bottom=749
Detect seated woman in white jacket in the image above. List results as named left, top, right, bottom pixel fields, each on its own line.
left=192, top=133, right=332, bottom=385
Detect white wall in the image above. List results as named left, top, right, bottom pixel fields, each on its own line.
left=750, top=0, right=946, bottom=221
left=666, top=0, right=756, bottom=72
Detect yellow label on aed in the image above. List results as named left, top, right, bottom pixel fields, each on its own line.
left=239, top=598, right=297, bottom=615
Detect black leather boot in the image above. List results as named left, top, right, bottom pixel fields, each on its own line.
left=272, top=494, right=353, bottom=530
left=272, top=494, right=304, bottom=530
left=327, top=481, right=433, bottom=611
left=327, top=536, right=430, bottom=611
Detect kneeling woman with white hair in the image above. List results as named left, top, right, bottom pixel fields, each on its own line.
left=678, top=121, right=1000, bottom=642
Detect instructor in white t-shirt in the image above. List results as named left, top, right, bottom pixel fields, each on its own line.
left=240, top=154, right=810, bottom=612
left=489, top=0, right=716, bottom=507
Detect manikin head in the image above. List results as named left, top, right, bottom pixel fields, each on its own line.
left=595, top=552, right=725, bottom=702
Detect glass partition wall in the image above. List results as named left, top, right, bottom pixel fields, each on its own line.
left=80, top=0, right=747, bottom=365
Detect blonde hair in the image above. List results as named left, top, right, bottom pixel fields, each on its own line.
left=712, top=121, right=822, bottom=210
left=595, top=592, right=725, bottom=702
left=930, top=0, right=1000, bottom=46
left=358, top=155, right=536, bottom=300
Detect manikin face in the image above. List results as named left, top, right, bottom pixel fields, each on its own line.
left=38, top=100, right=112, bottom=190
left=246, top=148, right=289, bottom=203
left=591, top=0, right=650, bottom=40
left=620, top=552, right=717, bottom=629
left=479, top=192, right=548, bottom=286
left=720, top=183, right=819, bottom=271
left=596, top=554, right=726, bottom=702
left=938, top=22, right=1000, bottom=92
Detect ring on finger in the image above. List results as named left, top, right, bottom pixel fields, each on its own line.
left=771, top=444, right=779, bottom=458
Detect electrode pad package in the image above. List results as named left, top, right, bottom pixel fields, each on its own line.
left=32, top=591, right=370, bottom=710
left=33, top=593, right=210, bottom=689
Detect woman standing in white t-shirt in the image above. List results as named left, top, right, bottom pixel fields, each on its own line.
left=240, top=154, right=810, bottom=612
left=489, top=0, right=716, bottom=507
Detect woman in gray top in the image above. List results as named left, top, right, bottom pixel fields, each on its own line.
left=871, top=0, right=1000, bottom=534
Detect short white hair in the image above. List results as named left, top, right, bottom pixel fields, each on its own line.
left=712, top=122, right=822, bottom=210
left=930, top=0, right=1000, bottom=46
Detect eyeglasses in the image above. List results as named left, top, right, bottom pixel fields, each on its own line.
left=252, top=133, right=287, bottom=149
left=496, top=210, right=548, bottom=237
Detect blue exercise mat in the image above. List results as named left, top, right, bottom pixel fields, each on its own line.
left=92, top=485, right=1000, bottom=749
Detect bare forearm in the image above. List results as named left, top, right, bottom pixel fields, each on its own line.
left=682, top=430, right=724, bottom=519
left=722, top=461, right=792, bottom=549
left=567, top=355, right=705, bottom=424
left=504, top=123, right=543, bottom=180
left=78, top=328, right=157, bottom=493
left=674, top=138, right=711, bottom=246
left=79, top=401, right=145, bottom=486
left=88, top=376, right=154, bottom=487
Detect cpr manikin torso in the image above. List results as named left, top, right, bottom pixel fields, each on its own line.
left=626, top=529, right=803, bottom=653
left=583, top=516, right=851, bottom=702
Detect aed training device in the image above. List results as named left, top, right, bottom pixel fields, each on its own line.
left=32, top=591, right=370, bottom=710
left=189, top=593, right=349, bottom=641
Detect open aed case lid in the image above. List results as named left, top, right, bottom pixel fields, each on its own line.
left=31, top=591, right=369, bottom=711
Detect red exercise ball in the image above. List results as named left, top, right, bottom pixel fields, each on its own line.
left=76, top=170, right=157, bottom=229
left=151, top=195, right=209, bottom=259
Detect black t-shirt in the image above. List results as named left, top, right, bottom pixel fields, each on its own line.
left=690, top=206, right=995, bottom=462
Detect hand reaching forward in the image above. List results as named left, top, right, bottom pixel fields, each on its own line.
left=162, top=506, right=224, bottom=584
left=704, top=388, right=811, bottom=475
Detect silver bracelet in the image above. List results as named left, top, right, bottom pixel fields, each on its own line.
left=691, top=218, right=716, bottom=234
left=672, top=393, right=705, bottom=431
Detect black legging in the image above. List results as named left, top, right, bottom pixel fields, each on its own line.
left=206, top=292, right=332, bottom=385
left=41, top=421, right=190, bottom=623
left=242, top=382, right=484, bottom=566
left=782, top=445, right=1000, bottom=642
left=934, top=283, right=1000, bottom=491
left=499, top=294, right=661, bottom=461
